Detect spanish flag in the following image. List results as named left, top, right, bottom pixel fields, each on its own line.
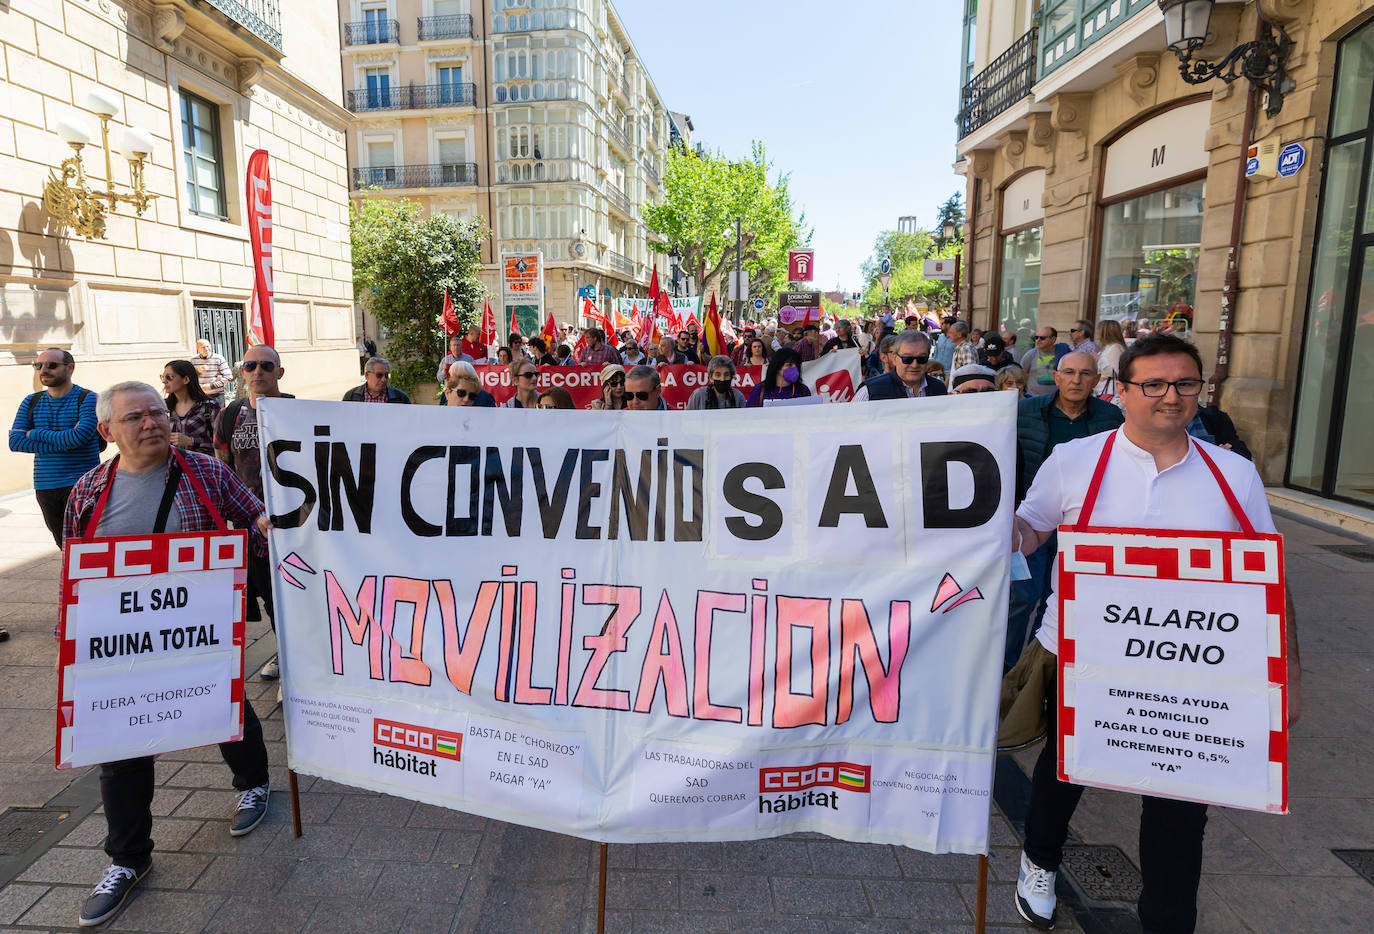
left=702, top=293, right=728, bottom=359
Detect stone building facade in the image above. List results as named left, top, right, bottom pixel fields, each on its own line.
left=1, top=0, right=358, bottom=495
left=339, top=0, right=669, bottom=337
left=956, top=0, right=1374, bottom=522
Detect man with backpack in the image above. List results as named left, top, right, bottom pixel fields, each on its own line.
left=214, top=345, right=292, bottom=680
left=8, top=348, right=101, bottom=548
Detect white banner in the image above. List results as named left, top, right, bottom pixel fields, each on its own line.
left=260, top=395, right=1016, bottom=853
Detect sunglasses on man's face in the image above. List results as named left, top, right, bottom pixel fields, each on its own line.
left=242, top=360, right=277, bottom=373
left=32, top=361, right=65, bottom=371
left=897, top=354, right=929, bottom=366
left=628, top=390, right=656, bottom=401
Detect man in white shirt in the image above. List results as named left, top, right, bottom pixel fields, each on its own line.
left=1010, top=334, right=1300, bottom=934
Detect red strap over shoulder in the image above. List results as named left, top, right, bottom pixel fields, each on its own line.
left=82, top=449, right=228, bottom=537
left=1075, top=430, right=1118, bottom=530
left=1191, top=440, right=1254, bottom=534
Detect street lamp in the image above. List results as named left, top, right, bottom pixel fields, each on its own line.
left=1155, top=0, right=1293, bottom=116
left=668, top=246, right=681, bottom=298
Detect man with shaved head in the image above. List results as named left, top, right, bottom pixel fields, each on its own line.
left=214, top=344, right=292, bottom=678
left=1004, top=350, right=1123, bottom=670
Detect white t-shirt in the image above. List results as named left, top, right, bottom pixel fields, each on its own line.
left=1017, top=429, right=1276, bottom=655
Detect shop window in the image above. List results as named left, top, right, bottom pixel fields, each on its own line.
left=999, top=226, right=1042, bottom=353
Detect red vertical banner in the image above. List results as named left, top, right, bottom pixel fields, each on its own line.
left=245, top=149, right=275, bottom=347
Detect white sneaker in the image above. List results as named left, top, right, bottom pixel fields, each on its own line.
left=259, top=656, right=279, bottom=680
left=1016, top=850, right=1056, bottom=929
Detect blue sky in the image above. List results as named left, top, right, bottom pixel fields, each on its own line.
left=614, top=0, right=965, bottom=292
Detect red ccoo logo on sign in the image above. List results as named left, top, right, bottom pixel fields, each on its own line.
left=373, top=718, right=462, bottom=761
left=759, top=761, right=870, bottom=793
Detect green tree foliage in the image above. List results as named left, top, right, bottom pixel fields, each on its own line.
left=858, top=230, right=962, bottom=310
left=935, top=192, right=965, bottom=236
left=643, top=142, right=810, bottom=302
left=350, top=198, right=488, bottom=393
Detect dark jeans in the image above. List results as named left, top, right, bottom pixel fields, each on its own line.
left=100, top=699, right=269, bottom=868
left=1024, top=686, right=1208, bottom=934
left=35, top=486, right=72, bottom=548
left=246, top=549, right=274, bottom=629
left=1005, top=533, right=1057, bottom=669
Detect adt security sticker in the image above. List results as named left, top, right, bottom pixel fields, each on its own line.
left=1278, top=143, right=1305, bottom=177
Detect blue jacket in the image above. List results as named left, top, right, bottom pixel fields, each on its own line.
left=1016, top=392, right=1123, bottom=501
left=859, top=371, right=947, bottom=399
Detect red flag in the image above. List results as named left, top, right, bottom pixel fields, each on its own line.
left=583, top=297, right=618, bottom=346
left=540, top=310, right=557, bottom=345
left=245, top=149, right=274, bottom=347
left=649, top=264, right=661, bottom=302
left=573, top=330, right=589, bottom=361
left=441, top=289, right=461, bottom=337
left=480, top=297, right=498, bottom=347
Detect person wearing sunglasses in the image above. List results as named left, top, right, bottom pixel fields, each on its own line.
left=444, top=361, right=496, bottom=407
left=1068, top=318, right=1099, bottom=358
left=162, top=359, right=219, bottom=455
left=854, top=330, right=947, bottom=400
left=343, top=357, right=411, bottom=404
left=1019, top=326, right=1071, bottom=397
left=624, top=364, right=669, bottom=410
left=589, top=364, right=627, bottom=410
left=214, top=345, right=292, bottom=673
left=538, top=386, right=577, bottom=410
left=502, top=360, right=541, bottom=408
left=9, top=348, right=100, bottom=548
left=950, top=364, right=999, bottom=394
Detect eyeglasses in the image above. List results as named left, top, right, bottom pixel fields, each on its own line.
left=1057, top=368, right=1097, bottom=380
left=32, top=361, right=65, bottom=371
left=242, top=360, right=277, bottom=373
left=518, top=371, right=537, bottom=380
left=1070, top=327, right=1085, bottom=334
left=897, top=354, right=930, bottom=366
left=450, top=389, right=475, bottom=399
left=605, top=375, right=625, bottom=386
left=1123, top=378, right=1204, bottom=397
left=956, top=387, right=997, bottom=394
left=1034, top=334, right=1052, bottom=341
left=628, top=390, right=657, bottom=401
left=369, top=371, right=390, bottom=379
left=159, top=373, right=176, bottom=381
left=114, top=407, right=169, bottom=425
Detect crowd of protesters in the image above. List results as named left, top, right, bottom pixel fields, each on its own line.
left=6, top=302, right=1263, bottom=933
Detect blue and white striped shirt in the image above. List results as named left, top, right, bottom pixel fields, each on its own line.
left=8, top=385, right=100, bottom=489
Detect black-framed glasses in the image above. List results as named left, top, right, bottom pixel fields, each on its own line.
left=114, top=407, right=169, bottom=425
left=1123, top=378, right=1204, bottom=398
left=517, top=371, right=537, bottom=380
left=628, top=390, right=656, bottom=401
left=956, top=387, right=997, bottom=394
left=897, top=354, right=929, bottom=366
left=1034, top=334, right=1052, bottom=341
left=32, top=361, right=65, bottom=371
left=605, top=375, right=625, bottom=386
left=242, top=360, right=277, bottom=373
left=450, top=389, right=474, bottom=399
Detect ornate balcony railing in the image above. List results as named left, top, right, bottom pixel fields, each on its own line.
left=491, top=10, right=591, bottom=34
left=345, top=83, right=477, bottom=112
left=605, top=121, right=631, bottom=155
left=204, top=0, right=282, bottom=50
left=957, top=25, right=1038, bottom=139
left=605, top=183, right=632, bottom=217
left=350, top=163, right=479, bottom=190
left=642, top=159, right=660, bottom=189
left=496, top=159, right=596, bottom=184
left=417, top=14, right=473, bottom=40
left=343, top=18, right=399, bottom=45
left=606, top=250, right=634, bottom=277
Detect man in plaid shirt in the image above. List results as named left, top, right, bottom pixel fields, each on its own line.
left=63, top=381, right=272, bottom=927
left=576, top=327, right=622, bottom=366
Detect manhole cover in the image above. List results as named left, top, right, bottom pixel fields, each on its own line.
left=1060, top=844, right=1142, bottom=903
left=0, top=808, right=67, bottom=857
left=1333, top=849, right=1374, bottom=887
left=1321, top=544, right=1374, bottom=562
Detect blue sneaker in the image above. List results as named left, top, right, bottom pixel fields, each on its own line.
left=230, top=781, right=270, bottom=836
left=80, top=861, right=150, bottom=926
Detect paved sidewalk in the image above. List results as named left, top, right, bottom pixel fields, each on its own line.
left=1, top=489, right=1371, bottom=931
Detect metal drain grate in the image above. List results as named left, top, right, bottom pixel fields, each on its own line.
left=1333, top=850, right=1374, bottom=887
left=0, top=808, right=67, bottom=857
left=1060, top=844, right=1142, bottom=903
left=1321, top=544, right=1374, bottom=562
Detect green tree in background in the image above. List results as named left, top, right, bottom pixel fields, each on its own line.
left=350, top=198, right=488, bottom=393
left=644, top=142, right=810, bottom=303
left=858, top=230, right=961, bottom=310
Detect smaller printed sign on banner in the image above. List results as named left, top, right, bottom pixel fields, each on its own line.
left=777, top=291, right=821, bottom=325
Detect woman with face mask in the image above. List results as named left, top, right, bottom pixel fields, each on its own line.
left=686, top=355, right=746, bottom=410
left=745, top=347, right=811, bottom=407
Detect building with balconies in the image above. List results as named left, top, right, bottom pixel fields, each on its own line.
left=1, top=0, right=358, bottom=496
left=954, top=0, right=1374, bottom=523
left=340, top=0, right=670, bottom=337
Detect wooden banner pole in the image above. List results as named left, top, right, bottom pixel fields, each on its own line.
left=975, top=853, right=988, bottom=933
left=596, top=842, right=608, bottom=934
left=288, top=768, right=303, bottom=839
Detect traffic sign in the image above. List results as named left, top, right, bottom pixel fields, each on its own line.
left=878, top=274, right=891, bottom=293
left=1278, top=142, right=1306, bottom=177
left=880, top=258, right=891, bottom=276
left=752, top=298, right=765, bottom=311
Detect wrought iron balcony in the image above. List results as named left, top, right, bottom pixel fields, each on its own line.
left=957, top=25, right=1038, bottom=139
left=344, top=18, right=399, bottom=45
left=345, top=83, right=477, bottom=112
left=606, top=249, right=634, bottom=277
left=642, top=159, right=660, bottom=189
left=417, top=14, right=473, bottom=40
left=203, top=0, right=282, bottom=51
left=605, top=121, right=632, bottom=155
left=605, top=183, right=633, bottom=218
left=350, top=163, right=479, bottom=190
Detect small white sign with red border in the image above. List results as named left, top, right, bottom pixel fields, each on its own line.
left=1056, top=526, right=1288, bottom=813
left=57, top=531, right=248, bottom=769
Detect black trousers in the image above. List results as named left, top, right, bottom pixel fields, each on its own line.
left=35, top=486, right=72, bottom=548
left=100, top=699, right=269, bottom=868
left=245, top=549, right=274, bottom=629
left=1023, top=689, right=1208, bottom=934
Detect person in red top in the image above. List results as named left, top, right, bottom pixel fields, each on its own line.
left=460, top=324, right=486, bottom=360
